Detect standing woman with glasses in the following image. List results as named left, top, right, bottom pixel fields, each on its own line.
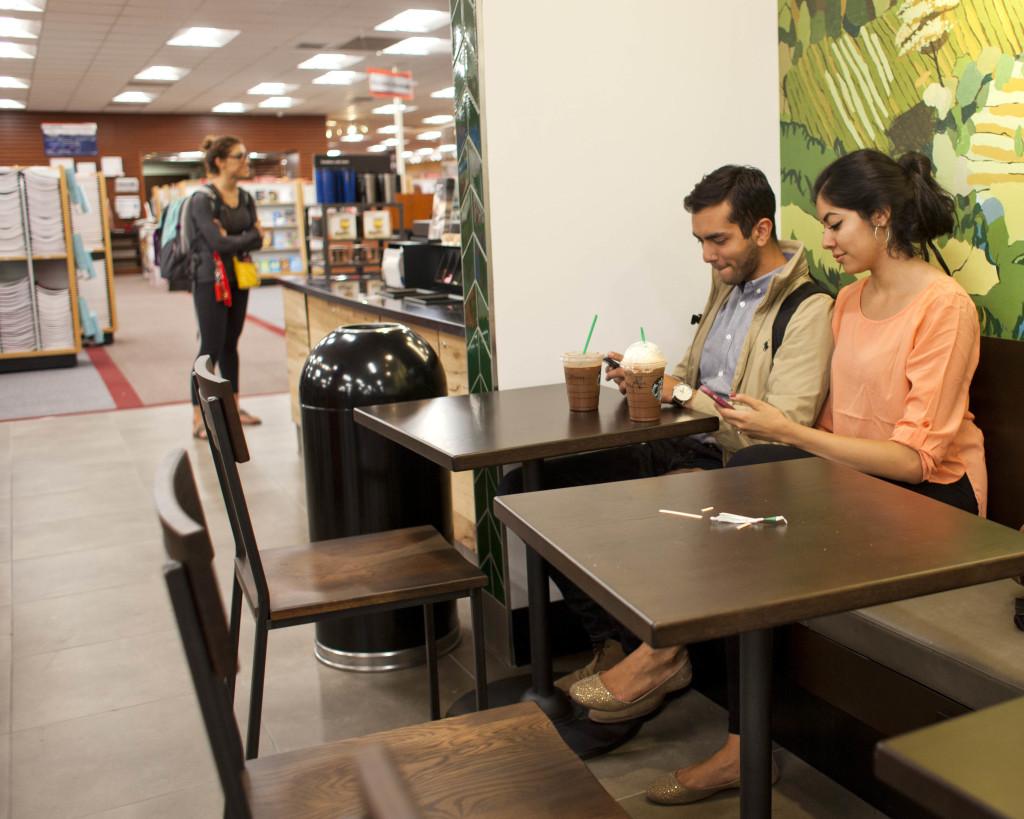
left=189, top=135, right=265, bottom=439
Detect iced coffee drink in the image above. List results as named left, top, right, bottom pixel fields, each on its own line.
left=561, top=352, right=604, bottom=412
left=621, top=341, right=666, bottom=422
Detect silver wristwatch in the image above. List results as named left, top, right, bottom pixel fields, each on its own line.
left=670, top=383, right=694, bottom=407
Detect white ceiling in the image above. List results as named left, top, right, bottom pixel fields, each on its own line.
left=0, top=0, right=457, bottom=138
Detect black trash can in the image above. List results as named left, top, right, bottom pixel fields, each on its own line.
left=299, top=322, right=459, bottom=671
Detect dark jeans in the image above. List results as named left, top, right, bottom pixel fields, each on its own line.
left=191, top=281, right=249, bottom=405
left=498, top=437, right=724, bottom=652
left=722, top=444, right=979, bottom=734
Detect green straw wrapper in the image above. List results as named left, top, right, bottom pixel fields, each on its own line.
left=640, top=326, right=646, bottom=344
left=582, top=314, right=598, bottom=354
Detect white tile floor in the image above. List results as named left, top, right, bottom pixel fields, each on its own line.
left=0, top=395, right=886, bottom=817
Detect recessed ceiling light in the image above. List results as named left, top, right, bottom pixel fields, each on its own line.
left=375, top=9, right=449, bottom=33
left=401, top=150, right=414, bottom=158
left=377, top=124, right=399, bottom=134
left=381, top=137, right=399, bottom=147
left=258, top=96, right=297, bottom=109
left=212, top=101, right=247, bottom=113
left=372, top=103, right=416, bottom=115
left=326, top=149, right=342, bottom=157
left=415, top=147, right=434, bottom=155
left=382, top=36, right=447, bottom=56
left=0, top=1, right=45, bottom=11
left=0, top=97, right=25, bottom=108
left=0, top=40, right=34, bottom=59
left=340, top=133, right=364, bottom=143
left=431, top=86, right=454, bottom=99
left=0, top=75, right=27, bottom=88
left=134, top=65, right=189, bottom=82
left=417, top=130, right=441, bottom=140
left=112, top=91, right=153, bottom=104
left=367, top=144, right=388, bottom=153
left=0, top=16, right=38, bottom=38
left=297, top=52, right=361, bottom=70
left=312, top=71, right=364, bottom=86
left=439, top=143, right=456, bottom=153
left=248, top=82, right=296, bottom=96
left=167, top=27, right=239, bottom=48
left=177, top=151, right=204, bottom=159
left=422, top=114, right=453, bottom=125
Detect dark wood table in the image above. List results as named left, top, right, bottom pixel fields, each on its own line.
left=493, top=457, right=1024, bottom=819
left=875, top=696, right=1024, bottom=819
left=355, top=383, right=718, bottom=725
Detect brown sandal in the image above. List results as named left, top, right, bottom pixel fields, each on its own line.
left=238, top=408, right=262, bottom=426
left=192, top=419, right=207, bottom=440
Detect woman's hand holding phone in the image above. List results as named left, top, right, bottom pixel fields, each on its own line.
left=603, top=352, right=627, bottom=395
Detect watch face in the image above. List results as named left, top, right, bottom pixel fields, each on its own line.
left=672, top=384, right=693, bottom=404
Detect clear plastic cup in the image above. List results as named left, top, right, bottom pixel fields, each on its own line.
left=561, top=351, right=604, bottom=412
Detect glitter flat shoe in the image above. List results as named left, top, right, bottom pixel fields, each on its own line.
left=569, top=652, right=692, bottom=717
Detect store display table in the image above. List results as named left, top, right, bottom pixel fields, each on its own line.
left=494, top=457, right=1024, bottom=818
left=875, top=695, right=1024, bottom=819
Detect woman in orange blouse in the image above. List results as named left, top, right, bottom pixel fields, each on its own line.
left=569, top=149, right=987, bottom=806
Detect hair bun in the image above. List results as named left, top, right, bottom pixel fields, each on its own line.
left=898, top=152, right=933, bottom=180
left=200, top=135, right=217, bottom=152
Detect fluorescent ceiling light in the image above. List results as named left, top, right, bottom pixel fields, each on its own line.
left=177, top=151, right=204, bottom=159
left=431, top=86, right=454, bottom=99
left=367, top=144, right=388, bottom=153
left=0, top=97, right=25, bottom=108
left=298, top=52, right=361, bottom=70
left=258, top=96, right=297, bottom=109
left=340, top=133, right=364, bottom=142
left=401, top=150, right=413, bottom=158
left=326, top=149, right=342, bottom=157
left=372, top=103, right=416, bottom=115
left=112, top=91, right=152, bottom=103
left=212, top=101, right=247, bottom=113
left=0, top=40, right=34, bottom=58
left=417, top=130, right=441, bottom=140
left=375, top=9, right=449, bottom=33
left=248, top=82, right=296, bottom=95
left=415, top=147, right=434, bottom=155
left=382, top=37, right=447, bottom=56
left=438, top=143, right=456, bottom=153
left=422, top=114, right=453, bottom=125
left=167, top=27, right=239, bottom=48
left=377, top=124, right=399, bottom=134
left=134, top=65, right=189, bottom=82
left=381, top=137, right=399, bottom=147
left=0, top=75, right=27, bottom=88
left=0, top=16, right=39, bottom=38
left=0, top=1, right=45, bottom=11
left=312, top=71, right=364, bottom=86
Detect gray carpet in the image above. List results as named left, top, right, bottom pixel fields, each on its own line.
left=0, top=352, right=115, bottom=421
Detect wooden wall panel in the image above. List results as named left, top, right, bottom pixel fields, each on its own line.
left=0, top=111, right=326, bottom=227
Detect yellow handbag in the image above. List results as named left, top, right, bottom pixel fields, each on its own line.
left=234, top=257, right=260, bottom=289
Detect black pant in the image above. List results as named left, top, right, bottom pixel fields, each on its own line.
left=722, top=444, right=979, bottom=734
left=191, top=281, right=249, bottom=405
left=498, top=437, right=724, bottom=652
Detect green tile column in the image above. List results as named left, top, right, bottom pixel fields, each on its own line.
left=450, top=0, right=505, bottom=603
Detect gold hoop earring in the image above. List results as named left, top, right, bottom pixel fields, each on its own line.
left=873, top=225, right=891, bottom=244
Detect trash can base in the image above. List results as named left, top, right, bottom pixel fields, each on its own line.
left=313, top=624, right=461, bottom=672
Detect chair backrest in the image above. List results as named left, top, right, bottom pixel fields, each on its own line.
left=970, top=336, right=1022, bottom=530
left=192, top=356, right=270, bottom=615
left=154, top=449, right=251, bottom=819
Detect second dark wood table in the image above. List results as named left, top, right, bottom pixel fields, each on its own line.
left=494, top=457, right=1024, bottom=818
left=355, top=383, right=718, bottom=724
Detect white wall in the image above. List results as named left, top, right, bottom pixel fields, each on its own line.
left=478, top=0, right=781, bottom=389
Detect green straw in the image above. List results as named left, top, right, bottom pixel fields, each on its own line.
left=640, top=326, right=646, bottom=344
left=582, top=313, right=598, bottom=354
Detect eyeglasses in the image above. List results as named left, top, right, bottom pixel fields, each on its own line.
left=228, top=151, right=248, bottom=160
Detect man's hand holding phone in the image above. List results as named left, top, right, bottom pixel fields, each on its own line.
left=698, top=384, right=735, bottom=409
left=603, top=353, right=627, bottom=395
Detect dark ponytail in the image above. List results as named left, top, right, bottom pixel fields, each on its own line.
left=201, top=134, right=241, bottom=175
left=812, top=149, right=956, bottom=267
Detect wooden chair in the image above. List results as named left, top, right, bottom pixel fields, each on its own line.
left=190, top=356, right=488, bottom=758
left=155, top=449, right=627, bottom=819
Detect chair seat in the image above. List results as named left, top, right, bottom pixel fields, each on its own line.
left=236, top=525, right=487, bottom=622
left=244, top=702, right=627, bottom=818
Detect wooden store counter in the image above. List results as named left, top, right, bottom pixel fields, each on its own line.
left=279, top=276, right=475, bottom=549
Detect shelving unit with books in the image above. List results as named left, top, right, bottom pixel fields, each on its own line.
left=71, top=172, right=118, bottom=341
left=247, top=180, right=308, bottom=278
left=304, top=201, right=406, bottom=295
left=0, top=167, right=82, bottom=372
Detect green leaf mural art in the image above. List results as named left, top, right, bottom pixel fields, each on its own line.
left=779, top=0, right=1024, bottom=340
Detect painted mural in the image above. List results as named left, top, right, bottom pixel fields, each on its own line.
left=779, top=0, right=1024, bottom=339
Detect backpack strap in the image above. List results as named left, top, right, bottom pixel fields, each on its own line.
left=771, top=280, right=832, bottom=359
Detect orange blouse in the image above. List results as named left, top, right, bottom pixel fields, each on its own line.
left=817, top=276, right=987, bottom=516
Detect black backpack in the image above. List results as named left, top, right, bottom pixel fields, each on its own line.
left=158, top=185, right=218, bottom=291
left=771, top=280, right=833, bottom=358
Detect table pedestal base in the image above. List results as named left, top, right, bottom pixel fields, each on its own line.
left=740, top=628, right=774, bottom=819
